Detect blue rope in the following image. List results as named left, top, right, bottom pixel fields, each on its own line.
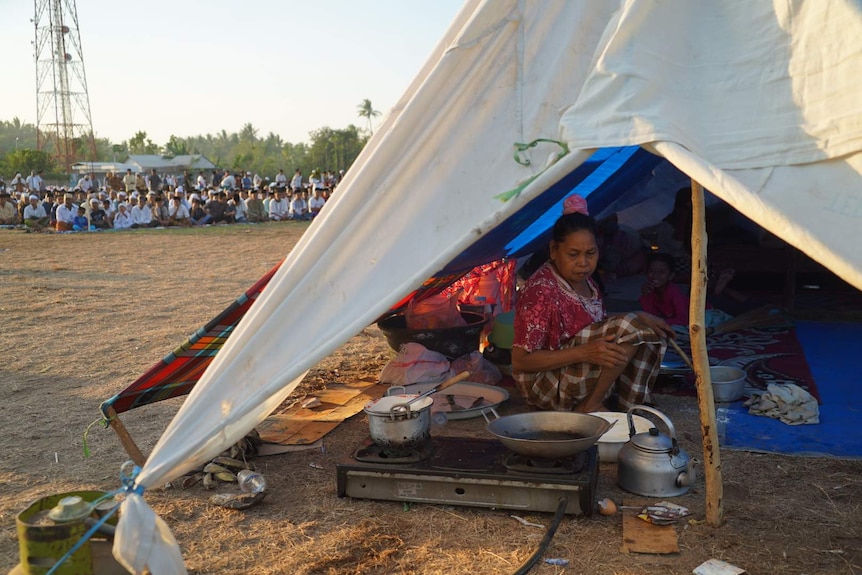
left=44, top=461, right=144, bottom=575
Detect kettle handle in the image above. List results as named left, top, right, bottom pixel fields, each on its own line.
left=627, top=404, right=678, bottom=443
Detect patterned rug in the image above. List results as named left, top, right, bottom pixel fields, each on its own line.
left=654, top=325, right=821, bottom=403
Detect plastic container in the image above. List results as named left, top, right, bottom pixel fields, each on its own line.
left=237, top=469, right=267, bottom=494
left=377, top=311, right=487, bottom=359
left=489, top=310, right=515, bottom=349
left=710, top=366, right=747, bottom=402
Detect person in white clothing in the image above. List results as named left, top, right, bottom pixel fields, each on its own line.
left=268, top=189, right=290, bottom=221
left=275, top=169, right=288, bottom=188
left=309, top=189, right=326, bottom=218
left=55, top=193, right=78, bottom=231
left=23, top=194, right=49, bottom=230
left=196, top=172, right=207, bottom=191
left=289, top=192, right=309, bottom=220
left=290, top=169, right=302, bottom=191
left=131, top=196, right=155, bottom=228
left=77, top=175, right=94, bottom=193
left=175, top=187, right=191, bottom=210
left=231, top=191, right=248, bottom=223
left=168, top=195, right=191, bottom=226
left=25, top=170, right=42, bottom=191
left=113, top=203, right=133, bottom=229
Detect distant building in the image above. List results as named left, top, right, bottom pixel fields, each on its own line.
left=71, top=155, right=216, bottom=178
left=70, top=162, right=133, bottom=177
left=124, top=155, right=216, bottom=175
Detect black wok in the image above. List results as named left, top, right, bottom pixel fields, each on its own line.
left=485, top=411, right=613, bottom=459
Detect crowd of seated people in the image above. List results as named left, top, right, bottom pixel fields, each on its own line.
left=0, top=167, right=338, bottom=233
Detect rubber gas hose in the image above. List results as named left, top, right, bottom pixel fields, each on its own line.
left=512, top=496, right=568, bottom=575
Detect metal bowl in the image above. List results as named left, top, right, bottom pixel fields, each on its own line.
left=711, top=366, right=747, bottom=402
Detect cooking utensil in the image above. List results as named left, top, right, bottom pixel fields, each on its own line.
left=364, top=394, right=436, bottom=450
left=617, top=405, right=696, bottom=497
left=665, top=340, right=747, bottom=402
left=389, top=371, right=471, bottom=414
left=484, top=411, right=613, bottom=459
left=387, top=381, right=509, bottom=420
left=445, top=394, right=464, bottom=411
left=710, top=366, right=747, bottom=402
left=593, top=411, right=653, bottom=463
left=667, top=338, right=695, bottom=371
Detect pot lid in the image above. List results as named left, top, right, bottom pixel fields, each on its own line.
left=630, top=427, right=675, bottom=453
left=47, top=496, right=93, bottom=523
left=364, top=394, right=433, bottom=414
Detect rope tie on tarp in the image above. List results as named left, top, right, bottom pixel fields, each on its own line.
left=44, top=461, right=144, bottom=575
left=82, top=415, right=109, bottom=457
left=496, top=139, right=570, bottom=202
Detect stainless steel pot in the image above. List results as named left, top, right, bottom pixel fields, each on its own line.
left=484, top=411, right=612, bottom=459
left=364, top=394, right=434, bottom=450
left=617, top=405, right=696, bottom=497
left=365, top=371, right=471, bottom=450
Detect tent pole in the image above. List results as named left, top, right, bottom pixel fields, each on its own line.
left=106, top=406, right=147, bottom=467
left=689, top=180, right=724, bottom=527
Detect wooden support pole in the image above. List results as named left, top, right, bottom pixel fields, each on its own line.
left=106, top=406, right=147, bottom=467
left=689, top=180, right=723, bottom=527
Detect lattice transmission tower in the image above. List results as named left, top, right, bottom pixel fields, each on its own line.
left=33, top=0, right=97, bottom=173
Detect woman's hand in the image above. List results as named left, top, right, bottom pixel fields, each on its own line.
left=580, top=335, right=631, bottom=368
left=636, top=311, right=675, bottom=340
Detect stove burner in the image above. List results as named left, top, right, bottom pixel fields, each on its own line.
left=353, top=441, right=431, bottom=464
left=503, top=451, right=587, bottom=475
left=338, top=437, right=599, bottom=515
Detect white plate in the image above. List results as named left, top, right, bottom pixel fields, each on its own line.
left=593, top=412, right=654, bottom=444
left=386, top=381, right=509, bottom=420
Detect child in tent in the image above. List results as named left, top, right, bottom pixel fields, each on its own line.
left=639, top=252, right=732, bottom=332
left=640, top=253, right=690, bottom=327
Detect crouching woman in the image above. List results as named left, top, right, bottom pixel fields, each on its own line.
left=512, top=195, right=673, bottom=413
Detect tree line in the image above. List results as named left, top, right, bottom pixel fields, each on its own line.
left=0, top=100, right=381, bottom=183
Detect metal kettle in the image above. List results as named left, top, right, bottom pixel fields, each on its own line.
left=617, top=405, right=696, bottom=497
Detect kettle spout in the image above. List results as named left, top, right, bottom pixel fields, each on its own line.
left=676, top=459, right=698, bottom=488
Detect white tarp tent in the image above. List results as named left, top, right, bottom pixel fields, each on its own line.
left=111, top=1, right=862, bottom=572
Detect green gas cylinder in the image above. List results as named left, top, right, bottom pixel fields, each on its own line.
left=15, top=490, right=108, bottom=575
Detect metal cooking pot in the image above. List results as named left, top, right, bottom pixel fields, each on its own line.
left=617, top=405, right=696, bottom=497
left=364, top=394, right=434, bottom=450
left=364, top=371, right=471, bottom=450
left=484, top=411, right=613, bottom=459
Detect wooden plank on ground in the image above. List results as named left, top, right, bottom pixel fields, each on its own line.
left=620, top=499, right=679, bottom=554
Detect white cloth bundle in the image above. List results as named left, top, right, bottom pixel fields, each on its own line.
left=744, top=383, right=819, bottom=425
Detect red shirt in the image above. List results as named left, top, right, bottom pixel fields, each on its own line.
left=514, top=262, right=606, bottom=352
left=639, top=282, right=689, bottom=326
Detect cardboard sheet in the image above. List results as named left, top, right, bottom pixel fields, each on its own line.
left=257, top=381, right=387, bottom=451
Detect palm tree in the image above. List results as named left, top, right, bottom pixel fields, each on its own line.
left=357, top=99, right=381, bottom=135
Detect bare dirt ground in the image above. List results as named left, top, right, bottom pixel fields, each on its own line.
left=1, top=224, right=861, bottom=575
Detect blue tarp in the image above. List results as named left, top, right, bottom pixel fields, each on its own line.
left=439, top=146, right=665, bottom=274
left=722, top=321, right=862, bottom=458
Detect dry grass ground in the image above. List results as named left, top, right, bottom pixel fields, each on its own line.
left=1, top=224, right=861, bottom=575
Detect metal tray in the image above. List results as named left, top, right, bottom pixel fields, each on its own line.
left=660, top=350, right=690, bottom=373
left=385, top=381, right=509, bottom=420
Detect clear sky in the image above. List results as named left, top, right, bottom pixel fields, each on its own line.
left=1, top=0, right=464, bottom=146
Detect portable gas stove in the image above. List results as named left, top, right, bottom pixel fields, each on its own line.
left=336, top=436, right=598, bottom=515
